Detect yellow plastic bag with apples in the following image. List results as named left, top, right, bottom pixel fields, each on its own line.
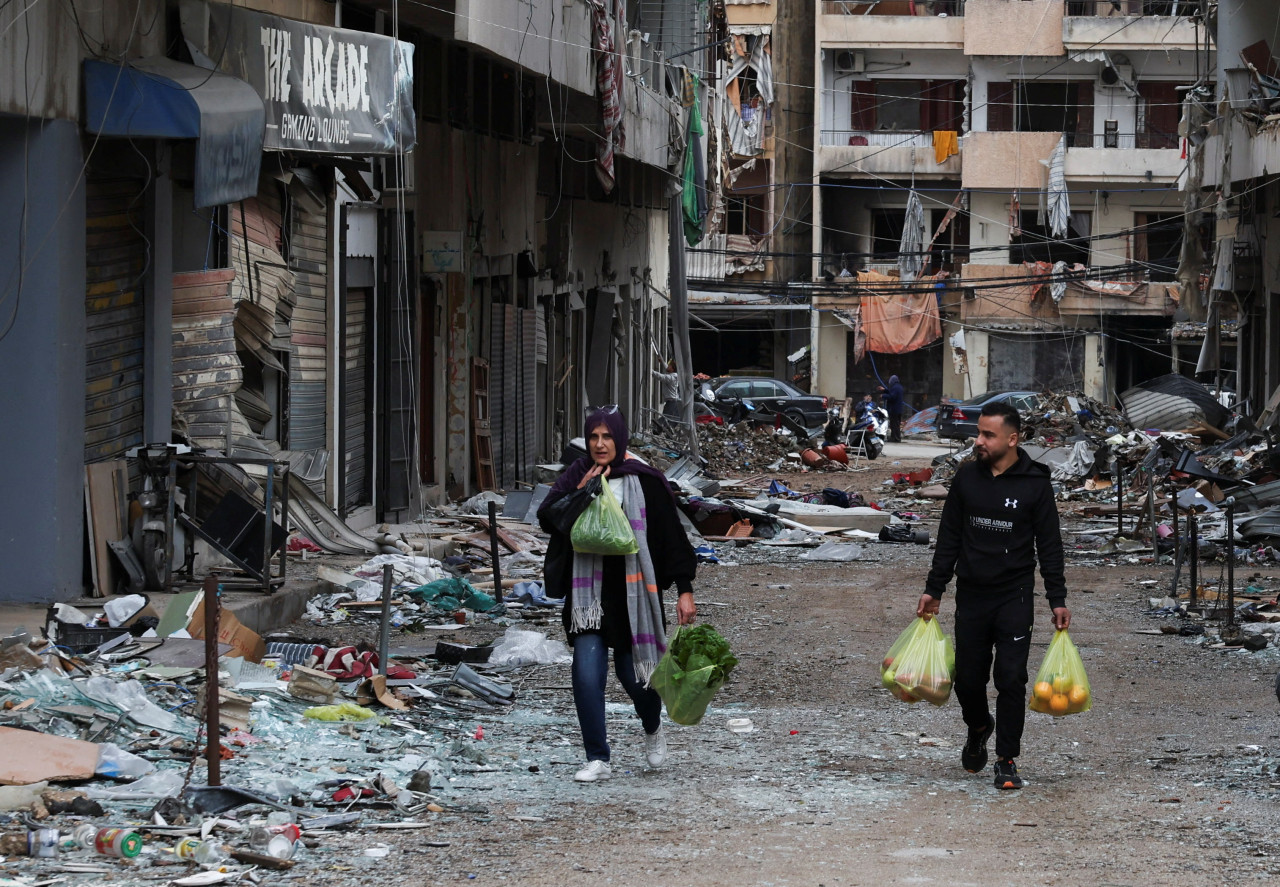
left=1029, top=629, right=1092, bottom=716
left=881, top=617, right=955, bottom=706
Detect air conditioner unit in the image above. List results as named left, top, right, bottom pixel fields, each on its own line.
left=1098, top=63, right=1135, bottom=90
left=835, top=50, right=865, bottom=75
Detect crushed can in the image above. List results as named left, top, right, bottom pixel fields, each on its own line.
left=28, top=828, right=59, bottom=858
left=94, top=827, right=143, bottom=859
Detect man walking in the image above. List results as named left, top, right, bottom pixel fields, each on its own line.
left=879, top=375, right=905, bottom=442
left=917, top=402, right=1070, bottom=790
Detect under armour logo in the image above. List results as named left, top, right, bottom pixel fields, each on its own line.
left=1005, top=498, right=1018, bottom=509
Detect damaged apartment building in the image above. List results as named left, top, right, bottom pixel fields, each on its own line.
left=684, top=0, right=815, bottom=382
left=808, top=0, right=1207, bottom=413
left=0, top=0, right=711, bottom=602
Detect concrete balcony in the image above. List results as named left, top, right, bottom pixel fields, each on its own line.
left=1064, top=14, right=1200, bottom=52
left=817, top=131, right=961, bottom=176
left=818, top=12, right=963, bottom=49
left=455, top=0, right=595, bottom=97
left=1063, top=144, right=1183, bottom=183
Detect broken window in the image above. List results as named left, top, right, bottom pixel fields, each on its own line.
left=1134, top=212, right=1184, bottom=282
left=1010, top=210, right=1092, bottom=266
left=988, top=81, right=1093, bottom=146
left=1137, top=81, right=1182, bottom=149
left=850, top=80, right=964, bottom=133
left=724, top=193, right=767, bottom=237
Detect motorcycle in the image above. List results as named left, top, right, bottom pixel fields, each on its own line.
left=823, top=404, right=887, bottom=460
left=699, top=382, right=757, bottom=425
left=126, top=442, right=192, bottom=590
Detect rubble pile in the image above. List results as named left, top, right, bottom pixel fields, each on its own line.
left=696, top=422, right=796, bottom=477
left=1021, top=392, right=1129, bottom=445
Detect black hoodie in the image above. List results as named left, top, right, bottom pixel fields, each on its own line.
left=924, top=447, right=1067, bottom=607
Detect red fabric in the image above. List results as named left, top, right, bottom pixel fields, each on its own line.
left=856, top=272, right=942, bottom=355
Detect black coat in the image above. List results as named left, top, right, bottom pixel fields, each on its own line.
left=539, top=473, right=697, bottom=647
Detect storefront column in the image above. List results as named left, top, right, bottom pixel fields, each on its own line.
left=0, top=119, right=86, bottom=602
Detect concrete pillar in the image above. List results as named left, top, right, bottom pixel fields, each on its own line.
left=966, top=329, right=991, bottom=396
left=0, top=119, right=87, bottom=602
left=143, top=141, right=173, bottom=443
left=811, top=312, right=848, bottom=400
left=1083, top=333, right=1106, bottom=401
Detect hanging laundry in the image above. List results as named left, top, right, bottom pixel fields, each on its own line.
left=898, top=190, right=926, bottom=282
left=932, top=130, right=959, bottom=164
left=587, top=0, right=624, bottom=193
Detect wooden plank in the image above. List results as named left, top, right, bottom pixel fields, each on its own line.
left=84, top=460, right=128, bottom=597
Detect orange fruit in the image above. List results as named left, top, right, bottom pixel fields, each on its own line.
left=1049, top=693, right=1070, bottom=715
left=1051, top=674, right=1071, bottom=694
left=882, top=656, right=894, bottom=670
left=1068, top=685, right=1089, bottom=707
left=1033, top=681, right=1054, bottom=701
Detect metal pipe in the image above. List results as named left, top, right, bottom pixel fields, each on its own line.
left=378, top=564, right=392, bottom=676
left=1115, top=459, right=1124, bottom=538
left=203, top=575, right=221, bottom=787
left=1226, top=502, right=1236, bottom=626
left=488, top=501, right=504, bottom=610
left=1170, top=502, right=1182, bottom=598
left=1188, top=510, right=1199, bottom=612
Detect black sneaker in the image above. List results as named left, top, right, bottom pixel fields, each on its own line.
left=993, top=758, right=1024, bottom=790
left=960, top=715, right=994, bottom=773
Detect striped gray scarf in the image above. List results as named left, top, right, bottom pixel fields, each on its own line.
left=569, top=474, right=667, bottom=683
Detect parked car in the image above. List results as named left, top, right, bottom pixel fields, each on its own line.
left=935, top=390, right=1041, bottom=441
left=708, top=376, right=829, bottom=429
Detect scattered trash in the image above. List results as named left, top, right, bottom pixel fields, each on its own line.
left=487, top=628, right=572, bottom=667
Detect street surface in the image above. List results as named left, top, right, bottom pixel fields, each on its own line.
left=291, top=450, right=1280, bottom=886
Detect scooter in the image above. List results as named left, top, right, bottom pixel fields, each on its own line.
left=823, top=405, right=887, bottom=460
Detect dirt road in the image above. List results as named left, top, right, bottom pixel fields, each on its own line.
left=306, top=544, right=1280, bottom=886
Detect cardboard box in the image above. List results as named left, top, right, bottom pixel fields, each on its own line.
left=187, top=598, right=266, bottom=663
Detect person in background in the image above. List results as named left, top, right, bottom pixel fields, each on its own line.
left=879, top=374, right=905, bottom=442
left=656, top=359, right=681, bottom=421
left=538, top=406, right=698, bottom=783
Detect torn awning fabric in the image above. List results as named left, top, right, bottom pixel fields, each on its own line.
left=83, top=57, right=264, bottom=208
left=856, top=271, right=943, bottom=354
left=1046, top=135, right=1069, bottom=238
left=682, top=74, right=708, bottom=246
left=898, top=190, right=926, bottom=282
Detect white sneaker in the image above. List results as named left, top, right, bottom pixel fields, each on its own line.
left=574, top=760, right=611, bottom=782
left=643, top=726, right=667, bottom=768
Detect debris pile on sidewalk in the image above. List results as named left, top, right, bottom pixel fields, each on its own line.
left=695, top=422, right=797, bottom=476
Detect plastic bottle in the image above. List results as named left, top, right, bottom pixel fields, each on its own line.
left=246, top=827, right=296, bottom=860
left=174, top=837, right=228, bottom=864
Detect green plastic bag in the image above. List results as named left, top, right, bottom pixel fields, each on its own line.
left=407, top=577, right=498, bottom=613
left=880, top=617, right=925, bottom=703
left=570, top=480, right=639, bottom=556
left=883, top=617, right=955, bottom=707
left=1029, top=629, right=1091, bottom=717
left=304, top=702, right=378, bottom=721
left=651, top=624, right=738, bottom=726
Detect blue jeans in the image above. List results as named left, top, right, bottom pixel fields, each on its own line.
left=571, top=633, right=662, bottom=762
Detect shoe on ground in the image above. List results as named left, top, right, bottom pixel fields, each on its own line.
left=960, top=715, right=994, bottom=773
left=574, top=760, right=612, bottom=782
left=993, top=758, right=1023, bottom=790
left=644, top=726, right=667, bottom=768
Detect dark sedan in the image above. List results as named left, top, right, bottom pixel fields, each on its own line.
left=710, top=377, right=829, bottom=429
left=935, top=390, right=1040, bottom=441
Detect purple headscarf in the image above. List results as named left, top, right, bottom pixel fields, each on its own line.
left=542, top=407, right=672, bottom=508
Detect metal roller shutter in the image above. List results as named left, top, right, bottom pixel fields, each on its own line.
left=84, top=170, right=147, bottom=463
left=343, top=286, right=370, bottom=512
left=289, top=204, right=328, bottom=463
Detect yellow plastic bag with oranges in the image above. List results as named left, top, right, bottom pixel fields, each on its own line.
left=1029, top=629, right=1091, bottom=716
left=881, top=617, right=955, bottom=707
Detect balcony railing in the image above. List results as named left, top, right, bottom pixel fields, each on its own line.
left=821, top=1, right=964, bottom=15
left=820, top=130, right=937, bottom=148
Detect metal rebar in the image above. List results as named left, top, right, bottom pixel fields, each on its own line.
left=203, top=574, right=221, bottom=787
left=378, top=564, right=392, bottom=676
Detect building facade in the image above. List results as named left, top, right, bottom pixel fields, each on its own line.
left=810, top=0, right=1206, bottom=414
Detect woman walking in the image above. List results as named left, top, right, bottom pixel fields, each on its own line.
left=538, top=406, right=697, bottom=782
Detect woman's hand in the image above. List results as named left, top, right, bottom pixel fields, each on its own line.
left=577, top=464, right=610, bottom=489
left=677, top=592, right=697, bottom=625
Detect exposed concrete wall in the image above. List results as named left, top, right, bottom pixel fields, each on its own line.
left=1083, top=333, right=1105, bottom=401
left=0, top=119, right=87, bottom=602
left=811, top=312, right=849, bottom=401
left=965, top=0, right=1064, bottom=58
left=0, top=0, right=164, bottom=119
left=1063, top=14, right=1198, bottom=51
left=961, top=131, right=1062, bottom=190
left=963, top=329, right=990, bottom=396
left=818, top=13, right=963, bottom=49
left=456, top=0, right=595, bottom=97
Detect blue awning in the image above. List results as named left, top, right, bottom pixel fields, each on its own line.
left=84, top=57, right=265, bottom=208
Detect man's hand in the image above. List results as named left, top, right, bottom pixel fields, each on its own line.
left=1051, top=606, right=1071, bottom=631
left=677, top=592, right=697, bottom=625
left=916, top=594, right=940, bottom=621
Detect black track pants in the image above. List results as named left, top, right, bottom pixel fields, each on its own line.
left=953, top=588, right=1035, bottom=760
